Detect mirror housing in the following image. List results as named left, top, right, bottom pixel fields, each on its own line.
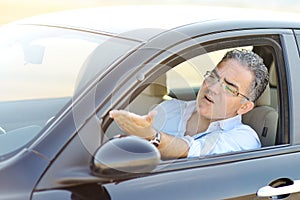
left=91, top=135, right=161, bottom=179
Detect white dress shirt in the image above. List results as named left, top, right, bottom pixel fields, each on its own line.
left=153, top=99, right=261, bottom=157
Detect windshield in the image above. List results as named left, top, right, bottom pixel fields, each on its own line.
left=0, top=24, right=139, bottom=157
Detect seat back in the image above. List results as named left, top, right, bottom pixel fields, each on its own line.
left=105, top=75, right=168, bottom=141
left=128, top=75, right=168, bottom=115
left=242, top=85, right=278, bottom=147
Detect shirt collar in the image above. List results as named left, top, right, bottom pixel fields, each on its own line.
left=184, top=100, right=243, bottom=134
left=206, top=114, right=242, bottom=132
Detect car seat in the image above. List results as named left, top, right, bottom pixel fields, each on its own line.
left=105, top=75, right=168, bottom=141
left=269, top=61, right=278, bottom=110
left=128, top=75, right=168, bottom=115
left=242, top=85, right=278, bottom=147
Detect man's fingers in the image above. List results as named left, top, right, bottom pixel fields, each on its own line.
left=109, top=110, right=115, bottom=118
left=109, top=110, right=128, bottom=119
left=110, top=109, right=156, bottom=128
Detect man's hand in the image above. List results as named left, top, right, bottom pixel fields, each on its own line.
left=109, top=109, right=189, bottom=159
left=109, top=110, right=157, bottom=139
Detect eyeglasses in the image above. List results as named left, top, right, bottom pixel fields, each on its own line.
left=204, top=70, right=250, bottom=101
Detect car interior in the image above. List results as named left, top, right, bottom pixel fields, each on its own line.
left=0, top=97, right=70, bottom=155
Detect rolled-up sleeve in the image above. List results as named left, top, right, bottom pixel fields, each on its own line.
left=153, top=99, right=186, bottom=137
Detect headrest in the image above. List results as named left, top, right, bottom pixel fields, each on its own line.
left=269, top=62, right=277, bottom=87
left=255, top=84, right=271, bottom=106
left=142, top=75, right=168, bottom=97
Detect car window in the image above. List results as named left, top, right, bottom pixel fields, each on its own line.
left=104, top=35, right=287, bottom=161
left=0, top=24, right=140, bottom=157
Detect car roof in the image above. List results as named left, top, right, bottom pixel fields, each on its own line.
left=12, top=5, right=300, bottom=40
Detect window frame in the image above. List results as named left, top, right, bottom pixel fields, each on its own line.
left=100, top=29, right=292, bottom=171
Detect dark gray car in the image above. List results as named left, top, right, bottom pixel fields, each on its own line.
left=0, top=5, right=300, bottom=200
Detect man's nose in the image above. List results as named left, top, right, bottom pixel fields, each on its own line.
left=207, top=81, right=221, bottom=94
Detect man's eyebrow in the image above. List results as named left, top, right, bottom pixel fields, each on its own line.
left=212, top=69, right=220, bottom=78
left=224, top=78, right=239, bottom=89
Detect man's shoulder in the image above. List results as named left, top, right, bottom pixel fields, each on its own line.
left=160, top=98, right=195, bottom=108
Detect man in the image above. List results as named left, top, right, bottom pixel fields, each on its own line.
left=110, top=49, right=269, bottom=159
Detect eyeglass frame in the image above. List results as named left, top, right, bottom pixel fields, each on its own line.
left=203, top=69, right=251, bottom=101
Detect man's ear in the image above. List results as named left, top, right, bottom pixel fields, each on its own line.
left=237, top=101, right=255, bottom=115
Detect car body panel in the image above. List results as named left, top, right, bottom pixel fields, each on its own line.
left=289, top=30, right=300, bottom=144
left=103, top=151, right=300, bottom=199
left=13, top=5, right=300, bottom=39
left=0, top=150, right=49, bottom=200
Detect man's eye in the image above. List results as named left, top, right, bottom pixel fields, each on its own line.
left=225, top=85, right=238, bottom=95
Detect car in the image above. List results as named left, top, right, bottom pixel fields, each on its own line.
left=1, top=4, right=300, bottom=200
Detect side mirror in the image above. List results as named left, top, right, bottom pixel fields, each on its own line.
left=90, top=135, right=161, bottom=179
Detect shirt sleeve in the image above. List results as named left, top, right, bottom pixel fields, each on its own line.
left=152, top=99, right=186, bottom=137
left=186, top=126, right=261, bottom=157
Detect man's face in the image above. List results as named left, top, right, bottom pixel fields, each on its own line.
left=196, top=59, right=254, bottom=121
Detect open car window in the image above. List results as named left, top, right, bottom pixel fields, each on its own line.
left=104, top=34, right=287, bottom=160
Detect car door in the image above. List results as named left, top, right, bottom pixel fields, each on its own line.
left=99, top=26, right=300, bottom=199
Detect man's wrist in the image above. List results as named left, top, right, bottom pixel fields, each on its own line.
left=145, top=128, right=156, bottom=140
left=149, top=130, right=161, bottom=147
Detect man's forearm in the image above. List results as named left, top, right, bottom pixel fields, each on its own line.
left=157, top=132, right=189, bottom=160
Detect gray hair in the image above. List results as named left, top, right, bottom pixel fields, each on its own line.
left=220, top=49, right=269, bottom=102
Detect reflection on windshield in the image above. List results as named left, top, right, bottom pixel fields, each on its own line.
left=0, top=24, right=140, bottom=157
left=0, top=25, right=101, bottom=101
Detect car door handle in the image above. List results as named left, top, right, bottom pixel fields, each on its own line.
left=257, top=179, right=300, bottom=197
